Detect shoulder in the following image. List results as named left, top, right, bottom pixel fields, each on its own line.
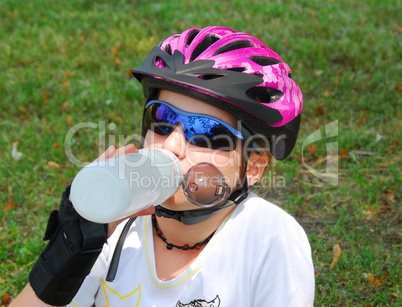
left=233, top=193, right=304, bottom=231
left=228, top=194, right=315, bottom=304
left=229, top=193, right=311, bottom=252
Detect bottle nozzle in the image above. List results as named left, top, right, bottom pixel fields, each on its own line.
left=182, top=163, right=231, bottom=207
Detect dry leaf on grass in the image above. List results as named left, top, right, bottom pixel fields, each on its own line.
left=4, top=202, right=16, bottom=211
left=2, top=293, right=10, bottom=305
left=47, top=161, right=60, bottom=169
left=339, top=148, right=349, bottom=160
left=11, top=141, right=23, bottom=161
left=66, top=115, right=74, bottom=126
left=384, top=190, right=396, bottom=204
left=330, top=243, right=342, bottom=269
left=366, top=272, right=389, bottom=286
left=308, top=143, right=317, bottom=156
left=315, top=105, right=325, bottom=115
left=323, top=90, right=336, bottom=97
left=63, top=79, right=69, bottom=95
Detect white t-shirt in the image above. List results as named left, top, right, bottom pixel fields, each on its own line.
left=68, top=193, right=315, bottom=307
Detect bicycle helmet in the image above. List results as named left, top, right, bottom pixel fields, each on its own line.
left=132, top=26, right=303, bottom=160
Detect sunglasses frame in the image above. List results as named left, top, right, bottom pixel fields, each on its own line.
left=143, top=100, right=254, bottom=151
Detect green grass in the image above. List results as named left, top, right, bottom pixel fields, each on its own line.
left=0, top=0, right=401, bottom=305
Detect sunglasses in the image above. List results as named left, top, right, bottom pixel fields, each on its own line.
left=143, top=100, right=250, bottom=151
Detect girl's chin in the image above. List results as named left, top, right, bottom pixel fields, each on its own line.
left=159, top=194, right=199, bottom=211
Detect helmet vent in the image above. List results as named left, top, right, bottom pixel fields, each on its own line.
left=198, top=74, right=225, bottom=80
left=213, top=40, right=254, bottom=56
left=190, top=34, right=221, bottom=61
left=186, top=29, right=200, bottom=47
left=249, top=56, right=281, bottom=66
left=246, top=87, right=283, bottom=103
left=165, top=44, right=172, bottom=55
left=155, top=56, right=167, bottom=68
left=225, top=67, right=247, bottom=72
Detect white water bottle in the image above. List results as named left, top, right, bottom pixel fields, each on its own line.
left=70, top=148, right=183, bottom=223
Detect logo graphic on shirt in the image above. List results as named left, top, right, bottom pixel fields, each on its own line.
left=176, top=295, right=221, bottom=307
left=102, top=280, right=141, bottom=307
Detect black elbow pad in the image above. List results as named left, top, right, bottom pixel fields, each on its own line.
left=29, top=185, right=108, bottom=306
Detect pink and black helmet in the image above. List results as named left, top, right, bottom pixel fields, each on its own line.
left=132, top=26, right=303, bottom=160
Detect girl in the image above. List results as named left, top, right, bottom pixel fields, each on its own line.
left=11, top=26, right=314, bottom=306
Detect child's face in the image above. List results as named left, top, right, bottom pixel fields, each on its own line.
left=144, top=90, right=244, bottom=211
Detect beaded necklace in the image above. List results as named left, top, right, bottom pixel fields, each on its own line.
left=152, top=214, right=215, bottom=251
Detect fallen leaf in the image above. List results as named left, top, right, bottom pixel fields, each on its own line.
left=389, top=140, right=399, bottom=153
left=317, top=284, right=328, bottom=295
left=362, top=206, right=378, bottom=220
left=42, top=89, right=49, bottom=102
left=284, top=37, right=289, bottom=50
left=314, top=155, right=328, bottom=167
left=323, top=90, right=336, bottom=97
left=314, top=70, right=323, bottom=76
left=114, top=57, right=120, bottom=70
left=384, top=190, right=396, bottom=203
left=334, top=76, right=340, bottom=87
left=62, top=100, right=69, bottom=112
left=52, top=143, right=61, bottom=149
left=308, top=143, right=317, bottom=156
left=66, top=115, right=74, bottom=126
left=367, top=272, right=389, bottom=286
left=63, top=79, right=69, bottom=95
left=4, top=202, right=16, bottom=211
left=112, top=47, right=119, bottom=57
left=108, top=112, right=122, bottom=123
left=18, top=106, right=28, bottom=113
left=358, top=116, right=368, bottom=127
left=339, top=148, right=349, bottom=160
left=315, top=119, right=320, bottom=130
left=315, top=105, right=325, bottom=115
left=47, top=161, right=60, bottom=168
left=379, top=204, right=391, bottom=214
left=395, top=84, right=402, bottom=92
left=396, top=24, right=402, bottom=34
left=330, top=243, right=342, bottom=269
left=11, top=141, right=23, bottom=161
left=126, top=67, right=133, bottom=78
left=2, top=292, right=10, bottom=305
left=375, top=133, right=384, bottom=142
left=18, top=57, right=29, bottom=66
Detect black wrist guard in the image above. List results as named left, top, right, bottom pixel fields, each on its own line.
left=29, top=185, right=108, bottom=306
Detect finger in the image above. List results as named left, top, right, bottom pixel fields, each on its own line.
left=124, top=143, right=139, bottom=154
left=104, top=145, right=117, bottom=159
left=114, top=143, right=139, bottom=157
left=95, top=145, right=116, bottom=162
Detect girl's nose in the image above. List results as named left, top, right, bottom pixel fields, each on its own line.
left=162, top=124, right=186, bottom=159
